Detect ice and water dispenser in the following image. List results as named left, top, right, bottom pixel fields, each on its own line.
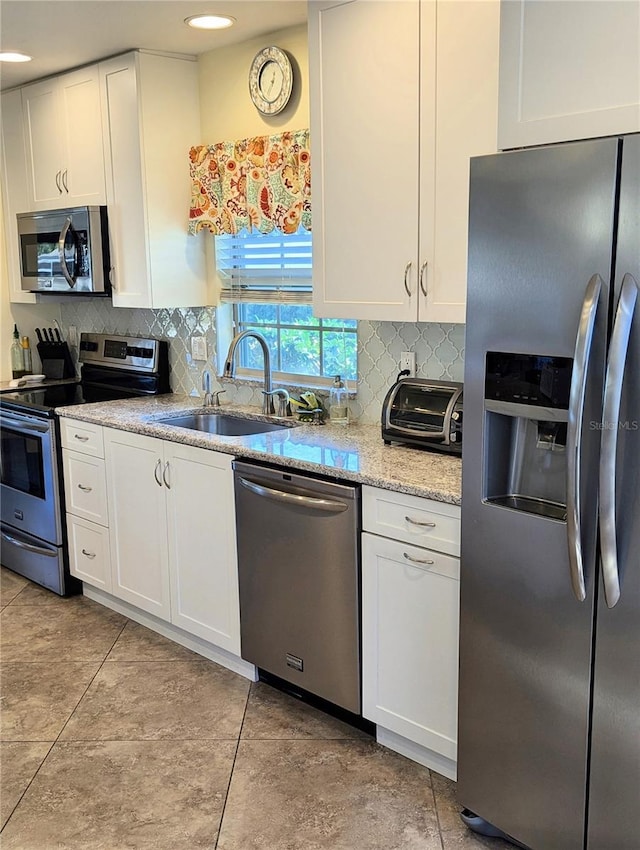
left=483, top=352, right=573, bottom=521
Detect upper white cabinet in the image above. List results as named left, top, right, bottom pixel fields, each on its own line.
left=0, top=89, right=35, bottom=303
left=21, top=65, right=106, bottom=208
left=499, top=0, right=640, bottom=149
left=99, top=51, right=209, bottom=309
left=309, top=0, right=499, bottom=324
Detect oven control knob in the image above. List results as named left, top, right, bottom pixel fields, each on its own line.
left=452, top=411, right=460, bottom=421
left=450, top=433, right=458, bottom=442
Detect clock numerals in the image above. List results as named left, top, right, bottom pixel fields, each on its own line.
left=249, top=47, right=293, bottom=115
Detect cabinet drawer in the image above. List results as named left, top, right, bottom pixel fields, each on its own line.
left=63, top=450, right=108, bottom=526
left=60, top=419, right=104, bottom=457
left=362, top=485, right=460, bottom=556
left=67, top=515, right=112, bottom=592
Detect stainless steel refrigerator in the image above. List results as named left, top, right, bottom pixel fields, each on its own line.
left=458, top=134, right=639, bottom=850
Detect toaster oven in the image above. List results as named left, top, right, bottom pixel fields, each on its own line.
left=381, top=378, right=463, bottom=453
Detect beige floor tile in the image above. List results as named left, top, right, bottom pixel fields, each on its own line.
left=242, top=681, right=369, bottom=740
left=0, top=741, right=52, bottom=829
left=0, top=598, right=126, bottom=662
left=8, top=582, right=66, bottom=606
left=60, top=660, right=249, bottom=741
left=0, top=739, right=236, bottom=850
left=217, top=739, right=442, bottom=850
left=105, top=621, right=203, bottom=662
left=1, top=662, right=100, bottom=741
left=432, top=774, right=508, bottom=848
left=0, top=568, right=28, bottom=606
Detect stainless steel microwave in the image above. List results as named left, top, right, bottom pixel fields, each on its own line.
left=17, top=206, right=111, bottom=295
left=381, top=377, right=463, bottom=454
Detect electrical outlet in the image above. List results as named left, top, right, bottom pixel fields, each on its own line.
left=400, top=351, right=416, bottom=377
left=191, top=336, right=207, bottom=361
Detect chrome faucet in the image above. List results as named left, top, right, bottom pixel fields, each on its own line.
left=202, top=369, right=225, bottom=408
left=223, top=330, right=275, bottom=415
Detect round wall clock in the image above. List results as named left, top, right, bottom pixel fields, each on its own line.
left=249, top=46, right=293, bottom=116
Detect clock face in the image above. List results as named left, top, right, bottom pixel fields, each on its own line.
left=249, top=47, right=293, bottom=115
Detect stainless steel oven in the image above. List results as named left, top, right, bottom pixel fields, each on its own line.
left=0, top=408, right=70, bottom=593
left=0, top=332, right=171, bottom=595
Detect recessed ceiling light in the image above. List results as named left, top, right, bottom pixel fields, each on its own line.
left=0, top=52, right=32, bottom=63
left=184, top=14, right=235, bottom=30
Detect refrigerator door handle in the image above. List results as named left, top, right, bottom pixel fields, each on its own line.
left=599, top=273, right=639, bottom=608
left=566, top=273, right=603, bottom=602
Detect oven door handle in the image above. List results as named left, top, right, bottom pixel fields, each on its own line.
left=1, top=530, right=58, bottom=557
left=58, top=216, right=79, bottom=288
left=0, top=413, right=52, bottom=434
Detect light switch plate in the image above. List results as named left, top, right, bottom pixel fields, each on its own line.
left=191, top=336, right=207, bottom=361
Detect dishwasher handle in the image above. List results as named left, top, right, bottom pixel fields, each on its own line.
left=237, top=476, right=349, bottom=513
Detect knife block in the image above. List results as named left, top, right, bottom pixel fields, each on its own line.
left=37, top=341, right=76, bottom=380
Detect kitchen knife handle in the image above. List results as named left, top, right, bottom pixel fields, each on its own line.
left=36, top=328, right=43, bottom=343
left=599, top=273, right=638, bottom=608
left=566, top=274, right=602, bottom=603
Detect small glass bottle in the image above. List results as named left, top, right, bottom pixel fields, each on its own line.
left=10, top=324, right=25, bottom=378
left=329, top=375, right=349, bottom=425
left=21, top=336, right=33, bottom=375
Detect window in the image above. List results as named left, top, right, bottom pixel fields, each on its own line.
left=215, top=228, right=357, bottom=385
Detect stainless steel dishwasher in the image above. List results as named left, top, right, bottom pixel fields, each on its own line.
left=233, top=460, right=361, bottom=714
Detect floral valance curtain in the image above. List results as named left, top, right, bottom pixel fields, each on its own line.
left=188, top=128, right=311, bottom=236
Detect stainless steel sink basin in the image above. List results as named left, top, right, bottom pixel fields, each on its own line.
left=156, top=412, right=295, bottom=437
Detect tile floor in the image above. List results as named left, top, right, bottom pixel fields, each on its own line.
left=0, top=567, right=507, bottom=850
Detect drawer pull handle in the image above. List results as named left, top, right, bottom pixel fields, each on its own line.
left=405, top=515, right=436, bottom=528
left=403, top=552, right=435, bottom=566
left=77, top=484, right=93, bottom=492
left=81, top=549, right=96, bottom=559
left=74, top=434, right=89, bottom=442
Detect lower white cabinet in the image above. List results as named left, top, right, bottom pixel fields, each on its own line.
left=103, top=428, right=240, bottom=654
left=361, top=485, right=460, bottom=778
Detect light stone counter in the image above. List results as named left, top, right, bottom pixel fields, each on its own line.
left=56, top=394, right=461, bottom=505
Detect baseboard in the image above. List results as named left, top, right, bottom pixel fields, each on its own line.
left=376, top=726, right=457, bottom=780
left=83, top=586, right=258, bottom=682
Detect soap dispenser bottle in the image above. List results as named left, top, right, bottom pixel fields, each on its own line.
left=329, top=375, right=349, bottom=425
left=10, top=325, right=25, bottom=378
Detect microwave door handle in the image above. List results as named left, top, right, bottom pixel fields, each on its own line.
left=599, top=273, right=639, bottom=608
left=58, top=217, right=78, bottom=288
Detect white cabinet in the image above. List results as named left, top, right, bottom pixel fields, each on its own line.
left=0, top=89, right=35, bottom=303
left=361, top=485, right=460, bottom=779
left=103, top=428, right=240, bottom=653
left=309, top=0, right=499, bottom=324
left=165, top=442, right=240, bottom=653
left=498, top=0, right=640, bottom=149
left=62, top=421, right=112, bottom=592
left=104, top=428, right=172, bottom=619
left=21, top=66, right=106, bottom=208
left=99, top=51, right=208, bottom=309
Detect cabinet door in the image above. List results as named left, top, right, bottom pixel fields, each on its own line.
left=164, top=443, right=241, bottom=654
left=309, top=0, right=423, bottom=321
left=421, top=0, right=499, bottom=324
left=21, top=78, right=66, bottom=208
left=499, top=0, right=640, bottom=149
left=104, top=429, right=171, bottom=619
left=58, top=66, right=106, bottom=204
left=0, top=90, right=36, bottom=303
left=362, top=532, right=459, bottom=769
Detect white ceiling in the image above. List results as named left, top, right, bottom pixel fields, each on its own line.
left=0, top=0, right=308, bottom=91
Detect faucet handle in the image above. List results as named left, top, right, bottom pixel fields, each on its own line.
left=212, top=390, right=226, bottom=408
left=264, top=388, right=291, bottom=417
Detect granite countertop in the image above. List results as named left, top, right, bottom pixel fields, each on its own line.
left=56, top=395, right=462, bottom=505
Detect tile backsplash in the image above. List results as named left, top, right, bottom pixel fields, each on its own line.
left=57, top=301, right=465, bottom=424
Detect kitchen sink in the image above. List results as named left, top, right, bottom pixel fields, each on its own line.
left=155, top=412, right=297, bottom=437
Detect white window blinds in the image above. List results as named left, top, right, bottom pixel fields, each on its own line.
left=216, top=228, right=312, bottom=304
